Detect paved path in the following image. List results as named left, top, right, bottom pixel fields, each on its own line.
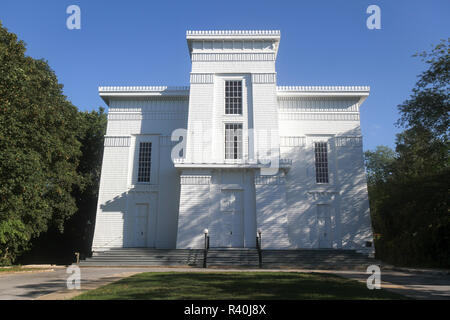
left=0, top=267, right=152, bottom=300
left=0, top=266, right=449, bottom=300
left=328, top=268, right=450, bottom=300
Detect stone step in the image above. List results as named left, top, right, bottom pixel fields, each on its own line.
left=80, top=248, right=205, bottom=267
left=80, top=248, right=377, bottom=269
left=206, top=249, right=260, bottom=267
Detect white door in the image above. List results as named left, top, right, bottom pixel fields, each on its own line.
left=231, top=191, right=244, bottom=247
left=317, top=204, right=332, bottom=248
left=134, top=204, right=149, bottom=247
left=218, top=190, right=244, bottom=248
left=220, top=211, right=233, bottom=248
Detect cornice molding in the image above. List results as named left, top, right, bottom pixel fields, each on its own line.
left=252, top=73, right=277, bottom=84
left=277, top=86, right=370, bottom=92
left=187, top=30, right=280, bottom=37
left=192, top=53, right=275, bottom=62
left=190, top=73, right=214, bottom=84
left=279, top=113, right=360, bottom=121
left=255, top=174, right=285, bottom=185
left=104, top=136, right=131, bottom=147
left=180, top=175, right=211, bottom=185
left=108, top=113, right=188, bottom=121
left=335, top=136, right=363, bottom=147
left=99, top=86, right=190, bottom=106
left=280, top=136, right=306, bottom=147
left=99, top=86, right=189, bottom=92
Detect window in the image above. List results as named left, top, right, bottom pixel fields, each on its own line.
left=314, top=142, right=329, bottom=183
left=225, top=123, right=243, bottom=160
left=137, top=142, right=152, bottom=182
left=225, top=80, right=242, bottom=114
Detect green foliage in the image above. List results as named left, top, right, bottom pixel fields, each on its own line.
left=15, top=107, right=107, bottom=265
left=364, top=146, right=396, bottom=185
left=397, top=39, right=449, bottom=142
left=366, top=40, right=450, bottom=268
left=0, top=22, right=83, bottom=264
left=66, top=108, right=107, bottom=256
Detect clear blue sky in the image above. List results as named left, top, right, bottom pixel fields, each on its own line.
left=0, top=0, right=449, bottom=151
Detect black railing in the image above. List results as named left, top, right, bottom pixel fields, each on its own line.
left=203, top=232, right=210, bottom=268
left=256, top=233, right=262, bottom=268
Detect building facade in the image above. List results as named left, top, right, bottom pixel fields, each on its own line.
left=92, top=30, right=374, bottom=254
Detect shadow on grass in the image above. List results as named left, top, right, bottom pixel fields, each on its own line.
left=73, top=272, right=407, bottom=300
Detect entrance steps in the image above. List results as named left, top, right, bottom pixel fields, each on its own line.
left=262, top=249, right=379, bottom=270
left=206, top=248, right=260, bottom=268
left=79, top=248, right=378, bottom=270
left=80, top=248, right=204, bottom=267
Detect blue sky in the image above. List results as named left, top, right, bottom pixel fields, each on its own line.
left=0, top=0, right=448, bottom=151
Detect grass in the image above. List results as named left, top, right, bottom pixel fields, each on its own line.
left=73, top=272, right=407, bottom=300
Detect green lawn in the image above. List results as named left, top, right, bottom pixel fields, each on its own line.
left=73, top=272, right=407, bottom=300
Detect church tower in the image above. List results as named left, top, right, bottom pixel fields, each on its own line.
left=175, top=31, right=291, bottom=249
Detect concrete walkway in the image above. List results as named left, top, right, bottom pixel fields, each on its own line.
left=0, top=265, right=449, bottom=300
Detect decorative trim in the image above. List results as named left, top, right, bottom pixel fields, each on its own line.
left=255, top=174, right=285, bottom=185
left=280, top=136, right=306, bottom=147
left=335, top=136, right=363, bottom=147
left=104, top=136, right=131, bottom=147
left=128, top=185, right=160, bottom=193
left=307, top=191, right=337, bottom=202
left=252, top=73, right=276, bottom=84
left=159, top=136, right=178, bottom=146
left=109, top=105, right=188, bottom=113
left=192, top=53, right=275, bottom=62
left=108, top=113, right=188, bottom=121
left=277, top=86, right=370, bottom=92
left=279, top=113, right=360, bottom=121
left=278, top=97, right=360, bottom=112
left=190, top=73, right=214, bottom=84
left=99, top=86, right=189, bottom=92
left=180, top=175, right=211, bottom=185
left=187, top=30, right=280, bottom=36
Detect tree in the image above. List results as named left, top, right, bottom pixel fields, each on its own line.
left=395, top=38, right=449, bottom=178
left=67, top=108, right=107, bottom=257
left=0, top=22, right=81, bottom=264
left=17, top=108, right=107, bottom=264
left=397, top=39, right=449, bottom=143
left=366, top=39, right=450, bottom=267
left=364, top=145, right=396, bottom=186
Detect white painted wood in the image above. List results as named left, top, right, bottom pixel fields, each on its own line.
left=92, top=30, right=375, bottom=256
left=317, top=204, right=332, bottom=248
left=134, top=204, right=149, bottom=247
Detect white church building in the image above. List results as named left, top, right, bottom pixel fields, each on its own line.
left=92, top=30, right=374, bottom=255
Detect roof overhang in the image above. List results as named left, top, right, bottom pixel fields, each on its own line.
left=276, top=86, right=370, bottom=105
left=98, top=86, right=190, bottom=106
left=186, top=30, right=281, bottom=59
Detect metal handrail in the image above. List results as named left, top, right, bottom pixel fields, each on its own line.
left=256, top=232, right=262, bottom=268
left=203, top=230, right=209, bottom=268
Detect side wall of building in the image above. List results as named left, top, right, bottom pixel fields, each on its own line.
left=278, top=96, right=374, bottom=253
left=91, top=97, right=188, bottom=251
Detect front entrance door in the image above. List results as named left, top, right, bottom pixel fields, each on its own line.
left=134, top=203, right=149, bottom=247
left=317, top=204, right=332, bottom=248
left=217, top=190, right=244, bottom=248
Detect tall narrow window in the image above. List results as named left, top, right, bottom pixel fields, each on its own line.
left=314, top=142, right=329, bottom=183
left=137, top=142, right=152, bottom=183
left=225, top=80, right=242, bottom=114
left=225, top=123, right=243, bottom=160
